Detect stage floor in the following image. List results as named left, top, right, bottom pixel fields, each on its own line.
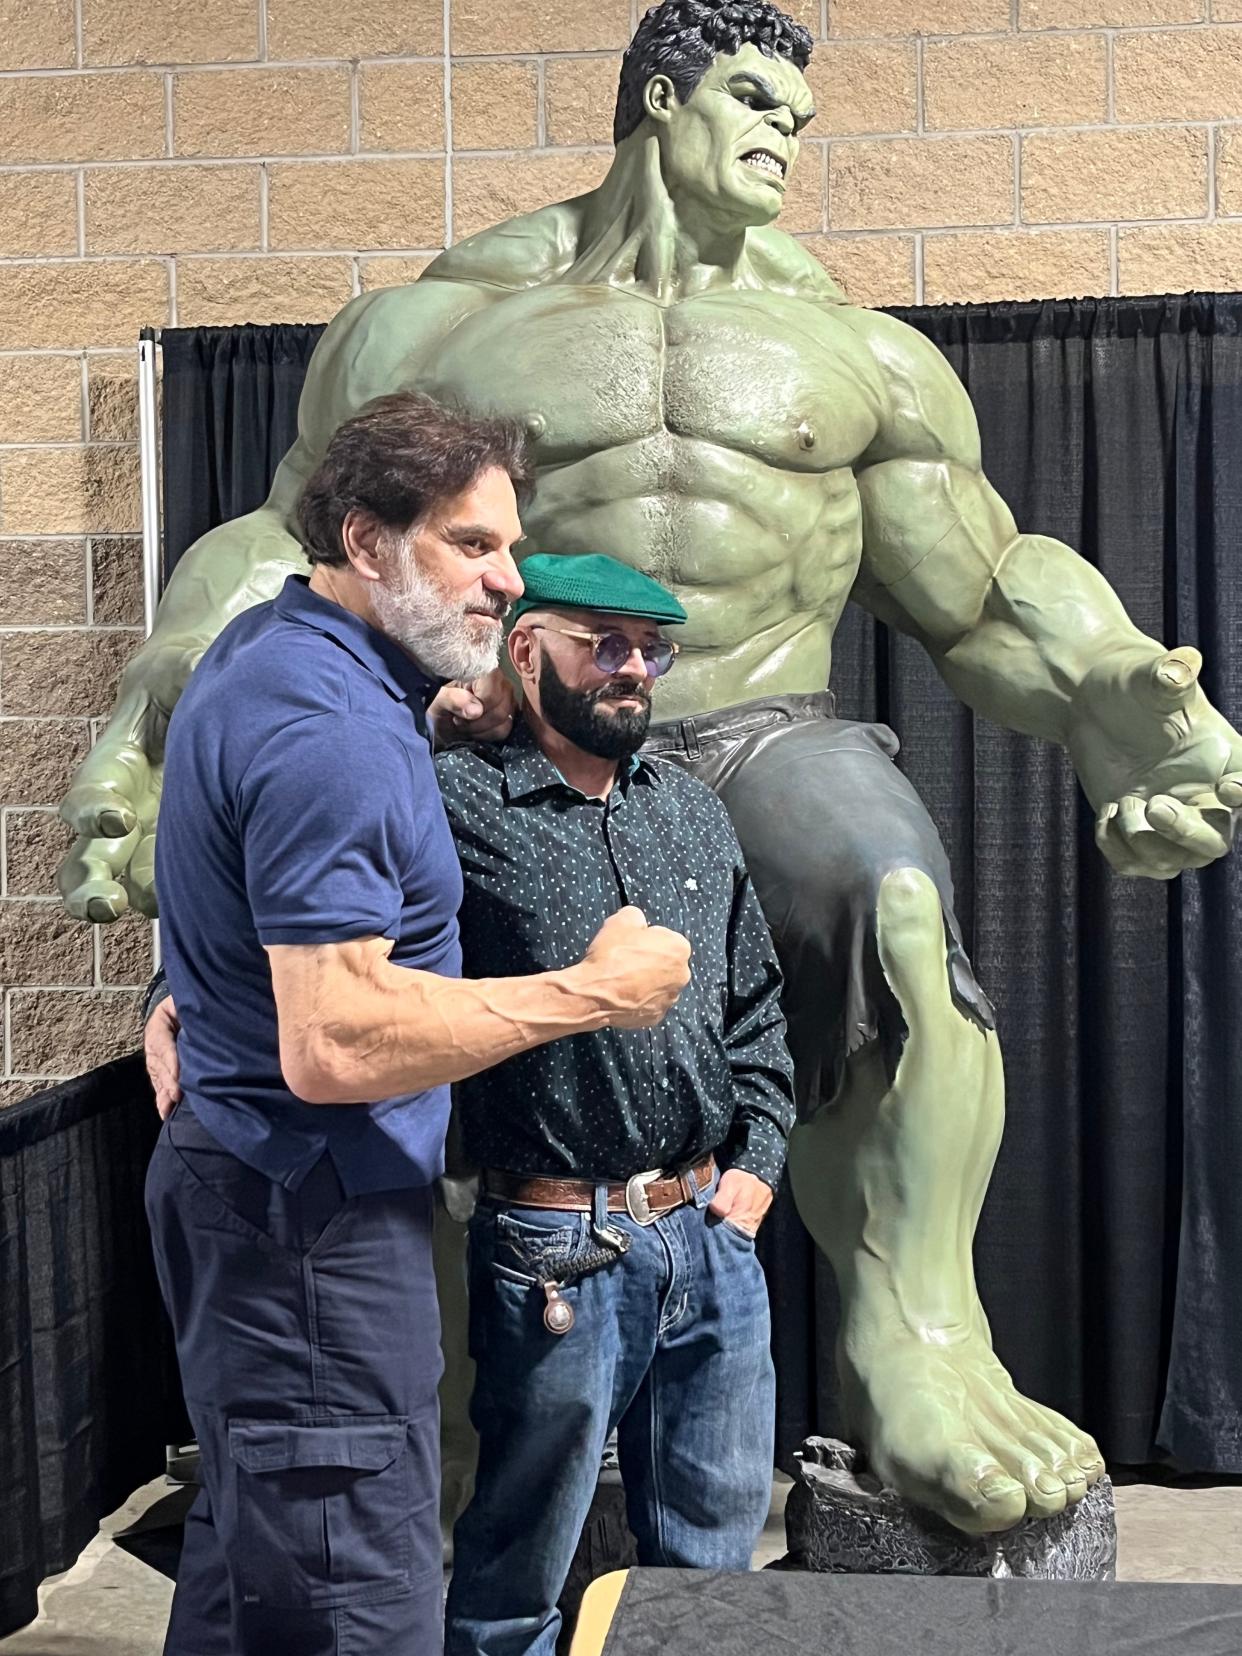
left=4, top=1473, right=1242, bottom=1654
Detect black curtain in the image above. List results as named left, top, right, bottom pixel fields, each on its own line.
left=0, top=1056, right=184, bottom=1637
left=157, top=295, right=1242, bottom=1475
left=161, top=325, right=324, bottom=584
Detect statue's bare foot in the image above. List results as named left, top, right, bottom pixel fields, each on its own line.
left=841, top=1318, right=1105, bottom=1535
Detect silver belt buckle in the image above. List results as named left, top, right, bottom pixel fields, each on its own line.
left=624, top=1167, right=663, bottom=1226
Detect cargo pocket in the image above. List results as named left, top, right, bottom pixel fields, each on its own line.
left=227, top=1415, right=412, bottom=1610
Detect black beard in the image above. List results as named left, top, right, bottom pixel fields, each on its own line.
left=538, top=653, right=652, bottom=760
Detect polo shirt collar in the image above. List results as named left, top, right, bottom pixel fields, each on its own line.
left=501, top=714, right=660, bottom=803
left=275, top=574, right=440, bottom=704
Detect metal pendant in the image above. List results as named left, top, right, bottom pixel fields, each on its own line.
left=542, top=1283, right=574, bottom=1336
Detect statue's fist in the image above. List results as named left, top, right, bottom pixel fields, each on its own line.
left=56, top=639, right=199, bottom=920
left=581, top=905, right=692, bottom=1029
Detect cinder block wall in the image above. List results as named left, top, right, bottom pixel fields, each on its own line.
left=1, top=0, right=1239, bottom=1099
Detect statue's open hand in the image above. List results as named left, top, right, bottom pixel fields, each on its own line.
left=1070, top=645, right=1242, bottom=879
left=56, top=640, right=200, bottom=921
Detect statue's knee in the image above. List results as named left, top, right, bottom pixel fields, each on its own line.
left=876, top=866, right=943, bottom=943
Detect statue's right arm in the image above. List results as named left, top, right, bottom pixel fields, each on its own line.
left=58, top=278, right=494, bottom=922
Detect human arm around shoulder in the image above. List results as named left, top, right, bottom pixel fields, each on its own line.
left=239, top=716, right=690, bottom=1105
left=268, top=912, right=688, bottom=1103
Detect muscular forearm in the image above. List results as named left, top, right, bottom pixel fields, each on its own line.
left=276, top=946, right=613, bottom=1104
left=932, top=533, right=1158, bottom=745
left=858, top=458, right=1158, bottom=745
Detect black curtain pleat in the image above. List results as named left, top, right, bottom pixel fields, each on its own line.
left=154, top=300, right=1242, bottom=1475
left=0, top=1057, right=185, bottom=1637
left=160, top=323, right=324, bottom=583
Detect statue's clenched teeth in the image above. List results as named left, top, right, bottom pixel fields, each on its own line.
left=741, top=150, right=785, bottom=179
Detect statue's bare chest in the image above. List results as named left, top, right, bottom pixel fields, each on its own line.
left=419, top=284, right=881, bottom=473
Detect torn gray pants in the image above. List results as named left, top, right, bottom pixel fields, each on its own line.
left=643, top=691, right=994, bottom=1120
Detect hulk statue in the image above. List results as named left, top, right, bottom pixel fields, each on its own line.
left=59, top=0, right=1242, bottom=1536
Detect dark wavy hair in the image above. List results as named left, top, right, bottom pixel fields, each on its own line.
left=614, top=0, right=814, bottom=144
left=295, top=392, right=534, bottom=569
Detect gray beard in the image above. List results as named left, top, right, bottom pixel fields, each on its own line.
left=370, top=542, right=502, bottom=684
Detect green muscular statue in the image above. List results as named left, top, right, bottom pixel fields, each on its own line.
left=60, top=0, right=1242, bottom=1535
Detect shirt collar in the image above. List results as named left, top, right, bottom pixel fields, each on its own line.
left=274, top=574, right=441, bottom=705
left=501, top=715, right=660, bottom=803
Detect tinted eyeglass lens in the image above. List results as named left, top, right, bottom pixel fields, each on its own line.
left=594, top=634, right=676, bottom=677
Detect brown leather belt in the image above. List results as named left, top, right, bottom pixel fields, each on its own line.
left=481, top=1154, right=716, bottom=1227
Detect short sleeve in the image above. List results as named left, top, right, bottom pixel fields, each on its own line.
left=237, top=713, right=416, bottom=946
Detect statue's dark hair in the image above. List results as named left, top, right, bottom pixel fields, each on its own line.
left=614, top=0, right=814, bottom=144
left=296, top=392, right=533, bottom=569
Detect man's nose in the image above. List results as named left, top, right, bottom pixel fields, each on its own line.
left=616, top=642, right=651, bottom=677
left=482, top=548, right=524, bottom=600
left=767, top=106, right=794, bottom=138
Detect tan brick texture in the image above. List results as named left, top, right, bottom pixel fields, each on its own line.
left=1022, top=128, right=1208, bottom=224
left=268, top=160, right=446, bottom=251
left=924, top=36, right=1109, bottom=131
left=0, top=358, right=84, bottom=444
left=0, top=173, right=80, bottom=258
left=830, top=136, right=1014, bottom=230
left=359, top=62, right=447, bottom=154
left=82, top=0, right=259, bottom=65
left=924, top=229, right=1112, bottom=302
left=5, top=0, right=77, bottom=69
left=452, top=62, right=541, bottom=152
left=173, top=69, right=352, bottom=158
left=544, top=58, right=621, bottom=148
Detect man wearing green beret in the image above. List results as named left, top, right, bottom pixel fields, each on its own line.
left=438, top=552, right=795, bottom=1656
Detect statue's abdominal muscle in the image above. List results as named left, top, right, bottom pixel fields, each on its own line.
left=419, top=282, right=879, bottom=718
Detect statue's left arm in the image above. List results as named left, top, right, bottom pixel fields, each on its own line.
left=846, top=307, right=1242, bottom=879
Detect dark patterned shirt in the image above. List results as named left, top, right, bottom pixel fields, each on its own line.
left=435, top=722, right=794, bottom=1189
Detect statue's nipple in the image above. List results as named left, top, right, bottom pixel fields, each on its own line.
left=797, top=419, right=816, bottom=451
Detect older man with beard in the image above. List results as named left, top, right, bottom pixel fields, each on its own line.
left=145, top=399, right=692, bottom=1656
left=437, top=554, right=795, bottom=1656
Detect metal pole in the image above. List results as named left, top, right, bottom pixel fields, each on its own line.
left=137, top=330, right=162, bottom=969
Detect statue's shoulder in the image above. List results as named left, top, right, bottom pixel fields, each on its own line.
left=422, top=201, right=584, bottom=292
left=747, top=227, right=847, bottom=305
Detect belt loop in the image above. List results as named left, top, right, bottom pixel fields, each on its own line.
left=680, top=718, right=702, bottom=760
left=592, top=1183, right=609, bottom=1232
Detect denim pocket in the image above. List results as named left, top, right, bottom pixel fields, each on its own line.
left=718, top=1217, right=759, bottom=1247
left=227, top=1415, right=412, bottom=1610
left=490, top=1207, right=586, bottom=1285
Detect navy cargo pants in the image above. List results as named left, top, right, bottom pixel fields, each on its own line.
left=146, top=1104, right=443, bottom=1655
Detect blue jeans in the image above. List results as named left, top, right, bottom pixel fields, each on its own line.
left=444, top=1172, right=775, bottom=1656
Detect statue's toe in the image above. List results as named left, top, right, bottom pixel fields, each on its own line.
left=946, top=1455, right=1029, bottom=1534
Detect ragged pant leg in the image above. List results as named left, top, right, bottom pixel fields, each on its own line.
left=146, top=1105, right=443, bottom=1656
left=662, top=710, right=993, bottom=1113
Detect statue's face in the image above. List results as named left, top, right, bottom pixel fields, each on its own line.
left=656, top=44, right=816, bottom=228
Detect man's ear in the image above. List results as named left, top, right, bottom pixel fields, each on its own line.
left=644, top=74, right=678, bottom=126
left=508, top=623, right=536, bottom=683
left=341, top=509, right=386, bottom=583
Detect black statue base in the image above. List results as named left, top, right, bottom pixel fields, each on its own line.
left=783, top=1438, right=1116, bottom=1581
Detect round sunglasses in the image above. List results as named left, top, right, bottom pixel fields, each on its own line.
left=529, top=622, right=680, bottom=678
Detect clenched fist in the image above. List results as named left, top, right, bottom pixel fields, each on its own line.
left=579, top=905, right=691, bottom=1029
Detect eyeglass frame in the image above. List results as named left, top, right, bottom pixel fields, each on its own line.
left=526, top=620, right=681, bottom=678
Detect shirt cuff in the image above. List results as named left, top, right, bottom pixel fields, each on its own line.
left=720, top=1114, right=788, bottom=1192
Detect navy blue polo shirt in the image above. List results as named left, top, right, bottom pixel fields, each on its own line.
left=154, top=574, right=463, bottom=1195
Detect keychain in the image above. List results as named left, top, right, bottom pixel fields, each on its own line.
left=542, top=1282, right=574, bottom=1334
left=534, top=1228, right=631, bottom=1337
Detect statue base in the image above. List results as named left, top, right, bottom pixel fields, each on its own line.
left=783, top=1437, right=1116, bottom=1581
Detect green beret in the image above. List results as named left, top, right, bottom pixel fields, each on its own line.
left=510, top=553, right=687, bottom=626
